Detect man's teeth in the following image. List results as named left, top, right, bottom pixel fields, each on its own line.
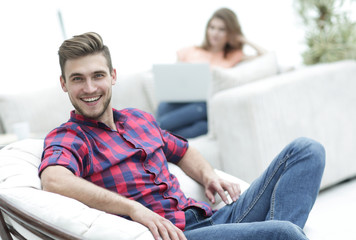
left=83, top=96, right=100, bottom=102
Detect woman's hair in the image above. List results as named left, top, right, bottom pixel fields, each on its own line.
left=201, top=8, right=244, bottom=57
left=58, top=32, right=113, bottom=80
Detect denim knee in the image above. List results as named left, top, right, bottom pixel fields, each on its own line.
left=295, top=137, right=325, bottom=164
left=269, top=221, right=307, bottom=240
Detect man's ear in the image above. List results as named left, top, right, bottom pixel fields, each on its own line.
left=111, top=69, right=117, bottom=86
left=60, top=76, right=68, bottom=92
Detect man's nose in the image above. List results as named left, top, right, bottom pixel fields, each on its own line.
left=83, top=79, right=96, bottom=93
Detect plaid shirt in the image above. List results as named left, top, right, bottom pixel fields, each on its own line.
left=39, top=108, right=213, bottom=230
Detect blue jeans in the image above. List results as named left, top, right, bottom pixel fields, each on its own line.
left=156, top=102, right=207, bottom=138
left=184, top=137, right=325, bottom=240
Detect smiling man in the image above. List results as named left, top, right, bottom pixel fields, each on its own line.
left=39, top=32, right=325, bottom=240
left=59, top=37, right=116, bottom=126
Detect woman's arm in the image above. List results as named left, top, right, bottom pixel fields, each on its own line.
left=238, top=35, right=268, bottom=59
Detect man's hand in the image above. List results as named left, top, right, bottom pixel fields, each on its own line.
left=204, top=176, right=241, bottom=205
left=129, top=202, right=187, bottom=240
left=177, top=146, right=241, bottom=205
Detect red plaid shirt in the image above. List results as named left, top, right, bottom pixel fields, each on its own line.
left=39, top=108, right=213, bottom=230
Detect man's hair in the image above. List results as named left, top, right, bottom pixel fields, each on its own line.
left=201, top=8, right=244, bottom=57
left=58, top=32, right=113, bottom=80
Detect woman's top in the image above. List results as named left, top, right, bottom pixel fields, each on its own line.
left=177, top=46, right=244, bottom=68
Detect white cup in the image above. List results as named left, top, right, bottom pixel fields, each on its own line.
left=12, top=122, right=30, bottom=140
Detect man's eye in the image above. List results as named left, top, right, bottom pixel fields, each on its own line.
left=73, top=77, right=82, bottom=81
left=94, top=74, right=104, bottom=78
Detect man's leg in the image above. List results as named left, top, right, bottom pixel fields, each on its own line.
left=184, top=208, right=307, bottom=240
left=185, top=222, right=307, bottom=240
left=212, top=137, right=325, bottom=228
left=184, top=137, right=325, bottom=239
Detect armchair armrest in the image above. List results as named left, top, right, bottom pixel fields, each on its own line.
left=0, top=140, right=154, bottom=240
left=0, top=191, right=82, bottom=240
left=0, top=188, right=153, bottom=240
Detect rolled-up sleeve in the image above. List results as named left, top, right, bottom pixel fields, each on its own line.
left=39, top=126, right=89, bottom=177
left=161, top=130, right=189, bottom=164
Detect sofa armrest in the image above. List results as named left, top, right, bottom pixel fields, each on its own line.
left=207, top=52, right=279, bottom=138
left=210, top=60, right=356, bottom=188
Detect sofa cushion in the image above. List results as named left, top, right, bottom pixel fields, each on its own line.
left=210, top=52, right=279, bottom=96
left=111, top=70, right=156, bottom=114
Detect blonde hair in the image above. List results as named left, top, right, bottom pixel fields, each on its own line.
left=58, top=32, right=113, bottom=80
left=201, top=8, right=244, bottom=57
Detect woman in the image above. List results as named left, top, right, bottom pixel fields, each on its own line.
left=157, top=7, right=266, bottom=138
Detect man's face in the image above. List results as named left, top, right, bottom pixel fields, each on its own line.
left=60, top=53, right=116, bottom=122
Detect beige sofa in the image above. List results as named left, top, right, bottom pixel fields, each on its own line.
left=0, top=55, right=355, bottom=190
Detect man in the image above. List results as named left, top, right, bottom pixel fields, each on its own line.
left=39, top=32, right=325, bottom=240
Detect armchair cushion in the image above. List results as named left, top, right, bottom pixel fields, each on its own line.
left=0, top=139, right=248, bottom=239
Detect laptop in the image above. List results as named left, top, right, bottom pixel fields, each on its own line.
left=152, top=63, right=212, bottom=102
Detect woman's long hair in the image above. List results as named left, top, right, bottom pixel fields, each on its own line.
left=201, top=8, right=244, bottom=58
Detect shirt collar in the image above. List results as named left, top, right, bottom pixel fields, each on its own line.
left=69, top=109, right=127, bottom=130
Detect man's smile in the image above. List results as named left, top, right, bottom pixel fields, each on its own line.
left=81, top=96, right=101, bottom=103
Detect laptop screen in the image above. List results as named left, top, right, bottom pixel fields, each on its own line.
left=152, top=63, right=212, bottom=102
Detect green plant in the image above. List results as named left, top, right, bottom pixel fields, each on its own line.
left=294, top=0, right=356, bottom=64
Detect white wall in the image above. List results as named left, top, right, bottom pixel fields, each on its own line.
left=0, top=0, right=320, bottom=95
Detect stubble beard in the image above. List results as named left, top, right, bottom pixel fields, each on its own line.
left=71, top=91, right=112, bottom=121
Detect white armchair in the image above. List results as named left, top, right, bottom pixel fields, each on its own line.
left=0, top=139, right=249, bottom=240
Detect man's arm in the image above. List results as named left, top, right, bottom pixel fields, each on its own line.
left=41, top=166, right=186, bottom=240
left=177, top=146, right=241, bottom=204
